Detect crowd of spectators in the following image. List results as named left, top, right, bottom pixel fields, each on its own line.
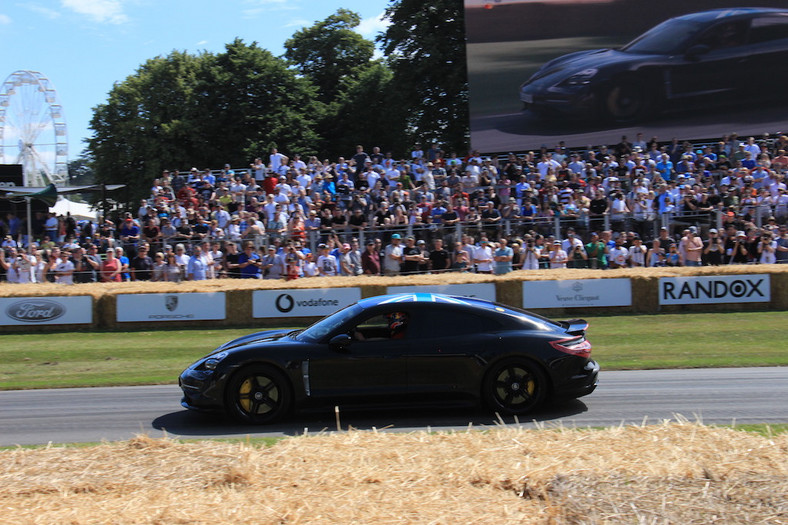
left=1, top=131, right=788, bottom=284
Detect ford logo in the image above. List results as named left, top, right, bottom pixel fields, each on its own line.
left=6, top=300, right=66, bottom=323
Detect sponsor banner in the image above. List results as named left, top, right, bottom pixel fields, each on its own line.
left=522, top=279, right=632, bottom=309
left=116, top=293, right=226, bottom=322
left=253, top=288, right=361, bottom=318
left=659, top=274, right=770, bottom=305
left=386, top=283, right=497, bottom=302
left=0, top=296, right=93, bottom=325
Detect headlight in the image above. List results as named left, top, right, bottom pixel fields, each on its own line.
left=203, top=351, right=228, bottom=370
left=557, top=68, right=598, bottom=87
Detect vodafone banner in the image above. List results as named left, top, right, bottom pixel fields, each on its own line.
left=253, top=288, right=361, bottom=318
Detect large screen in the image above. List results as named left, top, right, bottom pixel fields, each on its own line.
left=466, top=0, right=788, bottom=153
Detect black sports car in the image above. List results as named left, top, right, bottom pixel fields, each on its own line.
left=179, top=293, right=599, bottom=424
left=519, top=8, right=788, bottom=121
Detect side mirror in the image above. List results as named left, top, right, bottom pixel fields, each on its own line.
left=684, top=44, right=710, bottom=60
left=329, top=333, right=352, bottom=351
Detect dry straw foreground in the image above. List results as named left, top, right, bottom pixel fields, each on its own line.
left=2, top=422, right=787, bottom=524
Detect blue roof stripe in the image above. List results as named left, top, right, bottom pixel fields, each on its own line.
left=375, top=293, right=473, bottom=306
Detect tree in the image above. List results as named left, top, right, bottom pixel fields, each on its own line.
left=87, top=42, right=320, bottom=207
left=326, top=63, right=408, bottom=157
left=67, top=152, right=95, bottom=186
left=284, top=9, right=375, bottom=104
left=378, top=0, right=469, bottom=153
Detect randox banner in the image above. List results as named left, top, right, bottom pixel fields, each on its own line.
left=386, top=283, right=496, bottom=302
left=522, top=279, right=632, bottom=309
left=253, top=288, right=361, bottom=318
left=0, top=296, right=92, bottom=325
left=659, top=274, right=771, bottom=305
left=116, top=293, right=226, bottom=322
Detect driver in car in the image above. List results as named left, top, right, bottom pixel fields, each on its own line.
left=388, top=311, right=408, bottom=339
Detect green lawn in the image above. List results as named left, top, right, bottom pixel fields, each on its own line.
left=1, top=310, right=785, bottom=390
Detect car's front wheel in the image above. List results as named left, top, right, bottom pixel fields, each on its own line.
left=226, top=365, right=292, bottom=424
left=602, top=78, right=651, bottom=122
left=483, top=359, right=547, bottom=416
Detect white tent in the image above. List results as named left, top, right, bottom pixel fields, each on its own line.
left=52, top=197, right=97, bottom=220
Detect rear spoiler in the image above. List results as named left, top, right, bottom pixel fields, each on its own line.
left=563, top=319, right=589, bottom=336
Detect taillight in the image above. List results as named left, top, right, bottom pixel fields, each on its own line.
left=550, top=337, right=592, bottom=358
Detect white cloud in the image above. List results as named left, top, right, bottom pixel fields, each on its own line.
left=20, top=4, right=61, bottom=19
left=284, top=18, right=310, bottom=29
left=60, top=0, right=129, bottom=24
left=0, top=14, right=11, bottom=24
left=356, top=11, right=389, bottom=38
left=242, top=0, right=298, bottom=18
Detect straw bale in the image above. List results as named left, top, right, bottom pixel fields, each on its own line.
left=3, top=265, right=784, bottom=299
left=1, top=423, right=786, bottom=524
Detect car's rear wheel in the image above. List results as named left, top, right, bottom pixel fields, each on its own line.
left=226, top=365, right=292, bottom=424
left=603, top=78, right=651, bottom=122
left=483, top=359, right=547, bottom=416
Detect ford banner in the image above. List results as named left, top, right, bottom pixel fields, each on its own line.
left=0, top=296, right=93, bottom=325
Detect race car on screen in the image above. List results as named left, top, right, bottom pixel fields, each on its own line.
left=179, top=293, right=599, bottom=424
left=519, top=7, right=788, bottom=122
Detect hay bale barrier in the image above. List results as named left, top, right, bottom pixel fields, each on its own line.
left=1, top=423, right=786, bottom=523
left=0, top=265, right=786, bottom=331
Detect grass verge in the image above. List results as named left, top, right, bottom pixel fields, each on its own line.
left=1, top=310, right=785, bottom=390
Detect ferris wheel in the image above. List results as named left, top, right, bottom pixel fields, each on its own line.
left=0, top=70, right=69, bottom=187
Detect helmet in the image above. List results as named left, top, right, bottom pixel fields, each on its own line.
left=388, top=311, right=407, bottom=331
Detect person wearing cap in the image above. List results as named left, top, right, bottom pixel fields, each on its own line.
left=474, top=238, right=494, bottom=274
left=400, top=236, right=423, bottom=275
left=628, top=236, right=646, bottom=267
left=679, top=228, right=703, bottom=266
left=362, top=239, right=381, bottom=275
left=607, top=236, right=629, bottom=269
left=337, top=242, right=354, bottom=276
left=548, top=240, right=568, bottom=269
left=316, top=243, right=338, bottom=277
left=726, top=231, right=750, bottom=264
left=383, top=234, right=403, bottom=276
left=703, top=228, right=724, bottom=266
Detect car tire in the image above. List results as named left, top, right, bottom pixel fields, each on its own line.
left=483, top=358, right=547, bottom=416
left=602, top=78, right=651, bottom=122
left=226, top=365, right=292, bottom=424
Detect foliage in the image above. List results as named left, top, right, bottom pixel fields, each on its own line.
left=86, top=4, right=472, bottom=208
left=87, top=43, right=320, bottom=208
left=284, top=9, right=375, bottom=104
left=67, top=152, right=95, bottom=186
left=378, top=0, right=469, bottom=154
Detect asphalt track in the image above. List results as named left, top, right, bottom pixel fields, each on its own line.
left=2, top=367, right=787, bottom=446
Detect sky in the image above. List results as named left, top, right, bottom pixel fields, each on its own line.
left=0, top=0, right=391, bottom=161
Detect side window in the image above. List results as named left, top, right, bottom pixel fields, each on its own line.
left=696, top=21, right=748, bottom=50
left=749, top=16, right=788, bottom=44
left=351, top=311, right=410, bottom=341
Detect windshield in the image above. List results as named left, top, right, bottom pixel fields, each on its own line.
left=622, top=19, right=704, bottom=54
left=296, top=303, right=362, bottom=342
